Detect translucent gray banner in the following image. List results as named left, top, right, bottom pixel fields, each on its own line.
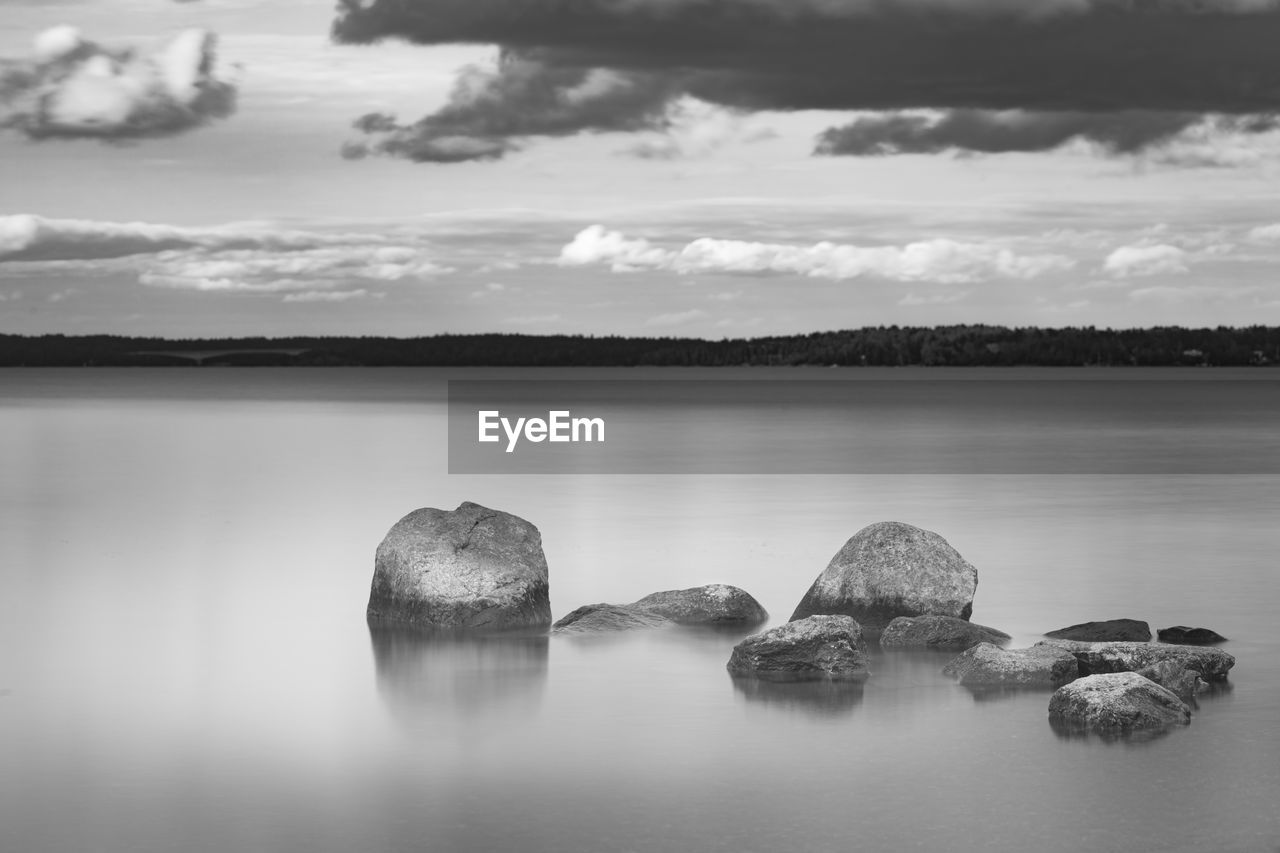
left=447, top=379, right=1280, bottom=474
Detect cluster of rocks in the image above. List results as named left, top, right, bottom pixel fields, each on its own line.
left=368, top=503, right=1235, bottom=740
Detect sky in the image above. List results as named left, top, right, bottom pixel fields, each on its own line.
left=2, top=0, right=1280, bottom=338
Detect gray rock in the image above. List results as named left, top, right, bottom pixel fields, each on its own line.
left=1037, top=640, right=1235, bottom=681
left=551, top=604, right=670, bottom=633
left=727, top=616, right=871, bottom=682
left=1048, top=673, right=1192, bottom=732
left=1044, top=619, right=1152, bottom=642
left=1157, top=626, right=1228, bottom=645
left=880, top=615, right=1011, bottom=650
left=942, top=642, right=1079, bottom=688
left=790, top=522, right=978, bottom=636
left=1135, top=660, right=1205, bottom=702
left=634, top=584, right=768, bottom=626
left=368, top=501, right=551, bottom=631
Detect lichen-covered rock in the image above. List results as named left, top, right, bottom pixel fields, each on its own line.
left=1037, top=640, right=1235, bottom=681
left=551, top=603, right=670, bottom=633
left=727, top=616, right=871, bottom=682
left=1157, top=626, right=1228, bottom=645
left=880, top=615, right=1011, bottom=650
left=790, top=522, right=978, bottom=636
left=942, top=642, right=1079, bottom=688
left=1048, top=673, right=1192, bottom=732
left=1044, top=619, right=1151, bottom=642
left=368, top=501, right=551, bottom=631
left=634, top=584, right=768, bottom=626
left=1135, top=660, right=1205, bottom=702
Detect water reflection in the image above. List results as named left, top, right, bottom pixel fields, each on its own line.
left=1048, top=715, right=1181, bottom=746
left=368, top=624, right=549, bottom=726
left=730, top=676, right=866, bottom=717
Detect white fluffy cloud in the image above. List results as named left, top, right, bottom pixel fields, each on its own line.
left=559, top=225, right=1074, bottom=283
left=1102, top=244, right=1189, bottom=278
left=138, top=246, right=449, bottom=293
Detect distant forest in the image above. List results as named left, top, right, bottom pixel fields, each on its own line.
left=2, top=326, right=1279, bottom=367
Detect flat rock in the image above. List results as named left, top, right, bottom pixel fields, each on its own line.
left=880, top=615, right=1011, bottom=650
left=1048, top=673, right=1192, bottom=732
left=1037, top=640, right=1235, bottom=681
left=551, top=604, right=670, bottom=633
left=1157, top=626, right=1228, bottom=645
left=790, top=522, right=978, bottom=636
left=942, top=642, right=1079, bottom=688
left=1044, top=619, right=1152, bottom=642
left=727, top=615, right=871, bottom=682
left=368, top=501, right=551, bottom=631
left=633, top=584, right=768, bottom=626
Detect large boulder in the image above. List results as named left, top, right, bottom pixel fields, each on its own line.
left=1037, top=640, right=1235, bottom=681
left=1044, top=619, right=1151, bottom=642
left=551, top=604, right=669, bottom=633
left=1157, top=626, right=1228, bottom=645
left=880, top=615, right=1011, bottom=650
left=727, top=616, right=871, bottom=682
left=1048, top=673, right=1192, bottom=733
left=790, top=522, right=979, bottom=636
left=942, top=642, right=1079, bottom=688
left=633, top=584, right=768, bottom=626
left=367, top=501, right=551, bottom=631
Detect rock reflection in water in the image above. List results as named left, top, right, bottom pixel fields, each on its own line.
left=730, top=676, right=866, bottom=717
left=1048, top=715, right=1179, bottom=746
left=368, top=623, right=549, bottom=725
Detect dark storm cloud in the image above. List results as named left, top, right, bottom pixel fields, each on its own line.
left=331, top=0, right=1280, bottom=162
left=0, top=27, right=235, bottom=141
left=814, top=111, right=1280, bottom=156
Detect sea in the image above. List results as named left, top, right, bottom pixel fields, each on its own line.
left=1, top=367, right=1277, bottom=853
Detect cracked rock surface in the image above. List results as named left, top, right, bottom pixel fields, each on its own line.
left=368, top=501, right=551, bottom=631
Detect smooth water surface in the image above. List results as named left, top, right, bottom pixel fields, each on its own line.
left=1, top=369, right=1278, bottom=853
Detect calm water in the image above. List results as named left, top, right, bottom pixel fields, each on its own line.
left=1, top=368, right=1278, bottom=853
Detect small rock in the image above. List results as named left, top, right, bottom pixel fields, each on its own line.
left=727, top=615, right=871, bottom=682
left=880, top=615, right=1011, bottom=650
left=942, top=642, right=1079, bottom=688
left=1135, top=660, right=1205, bottom=702
left=1048, top=673, right=1191, bottom=733
left=1037, top=640, right=1235, bottom=681
left=1157, top=626, right=1228, bottom=645
left=790, top=521, right=979, bottom=636
left=552, top=604, right=670, bottom=633
left=633, top=584, right=768, bottom=626
left=1044, top=619, right=1151, bottom=642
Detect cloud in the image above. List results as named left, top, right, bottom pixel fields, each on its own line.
left=1247, top=223, right=1280, bottom=243
left=331, top=0, right=1280, bottom=163
left=559, top=225, right=1074, bottom=283
left=813, top=110, right=1278, bottom=157
left=1, top=26, right=236, bottom=140
left=138, top=246, right=449, bottom=293
left=281, top=289, right=381, bottom=303
left=1102, top=244, right=1190, bottom=278
left=645, top=309, right=707, bottom=327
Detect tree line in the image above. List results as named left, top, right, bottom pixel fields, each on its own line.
left=1, top=326, right=1278, bottom=367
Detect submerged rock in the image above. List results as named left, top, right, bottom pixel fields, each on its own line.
left=1037, top=640, right=1235, bottom=682
left=1048, top=673, right=1192, bottom=733
left=727, top=615, right=871, bottom=682
left=880, top=615, right=1011, bottom=650
left=1157, top=626, right=1228, bottom=645
left=942, top=642, right=1079, bottom=688
left=633, top=584, right=768, bottom=626
left=1044, top=619, right=1152, bottom=642
left=790, top=522, right=979, bottom=636
left=367, top=501, right=551, bottom=631
left=551, top=603, right=670, bottom=633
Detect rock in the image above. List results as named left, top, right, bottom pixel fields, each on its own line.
left=1037, top=640, right=1235, bottom=681
left=551, top=603, right=670, bottom=633
left=367, top=501, right=551, bottom=631
left=880, top=615, right=1011, bottom=650
left=633, top=584, right=768, bottom=626
left=727, top=616, right=871, bottom=682
left=1157, top=626, right=1228, bottom=645
left=942, top=642, right=1079, bottom=688
left=790, top=522, right=979, bottom=636
left=1135, top=660, right=1205, bottom=702
left=1044, top=619, right=1152, bottom=642
left=1048, top=673, right=1192, bottom=733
